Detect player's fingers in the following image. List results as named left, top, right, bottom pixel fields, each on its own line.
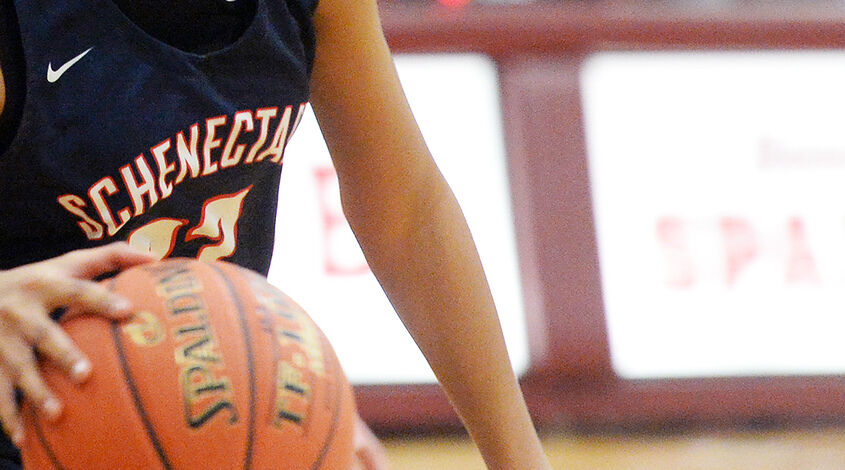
left=18, top=368, right=62, bottom=422
left=0, top=335, right=61, bottom=422
left=0, top=371, right=23, bottom=446
left=38, top=275, right=132, bottom=320
left=12, top=309, right=91, bottom=384
left=54, top=242, right=156, bottom=280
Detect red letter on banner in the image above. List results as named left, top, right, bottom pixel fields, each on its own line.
left=313, top=167, right=370, bottom=276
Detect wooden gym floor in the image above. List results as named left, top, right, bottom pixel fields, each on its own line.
left=381, top=426, right=845, bottom=469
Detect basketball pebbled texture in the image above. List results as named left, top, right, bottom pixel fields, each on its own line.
left=21, top=258, right=356, bottom=470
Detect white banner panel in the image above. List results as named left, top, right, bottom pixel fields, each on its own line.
left=582, top=51, right=845, bottom=379
left=268, top=54, right=529, bottom=384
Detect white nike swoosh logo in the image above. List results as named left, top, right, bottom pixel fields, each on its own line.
left=47, top=47, right=93, bottom=83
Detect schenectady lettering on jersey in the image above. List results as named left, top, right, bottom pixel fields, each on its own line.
left=57, top=103, right=306, bottom=241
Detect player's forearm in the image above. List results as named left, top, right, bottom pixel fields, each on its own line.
left=308, top=0, right=548, bottom=462
left=343, top=174, right=550, bottom=470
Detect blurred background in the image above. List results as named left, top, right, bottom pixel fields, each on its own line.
left=269, top=0, right=845, bottom=467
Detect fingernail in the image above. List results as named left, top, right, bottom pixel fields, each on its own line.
left=42, top=398, right=62, bottom=421
left=72, top=359, right=92, bottom=382
left=11, top=426, right=23, bottom=446
left=110, top=297, right=132, bottom=314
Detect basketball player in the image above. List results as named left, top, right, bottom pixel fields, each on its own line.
left=0, top=0, right=551, bottom=469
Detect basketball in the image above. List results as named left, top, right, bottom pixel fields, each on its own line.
left=20, top=258, right=356, bottom=470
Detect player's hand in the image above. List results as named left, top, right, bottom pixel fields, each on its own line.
left=352, top=414, right=391, bottom=470
left=0, top=242, right=155, bottom=445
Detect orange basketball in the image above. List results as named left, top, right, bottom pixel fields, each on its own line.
left=21, top=258, right=356, bottom=470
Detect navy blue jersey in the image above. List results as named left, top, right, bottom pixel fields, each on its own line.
left=0, top=0, right=318, bottom=275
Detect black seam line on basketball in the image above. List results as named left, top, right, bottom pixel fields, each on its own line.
left=110, top=322, right=173, bottom=470
left=310, top=334, right=345, bottom=470
left=29, top=406, right=66, bottom=470
left=105, top=277, right=172, bottom=470
left=209, top=263, right=256, bottom=470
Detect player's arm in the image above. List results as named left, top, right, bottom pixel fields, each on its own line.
left=308, top=1, right=551, bottom=468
